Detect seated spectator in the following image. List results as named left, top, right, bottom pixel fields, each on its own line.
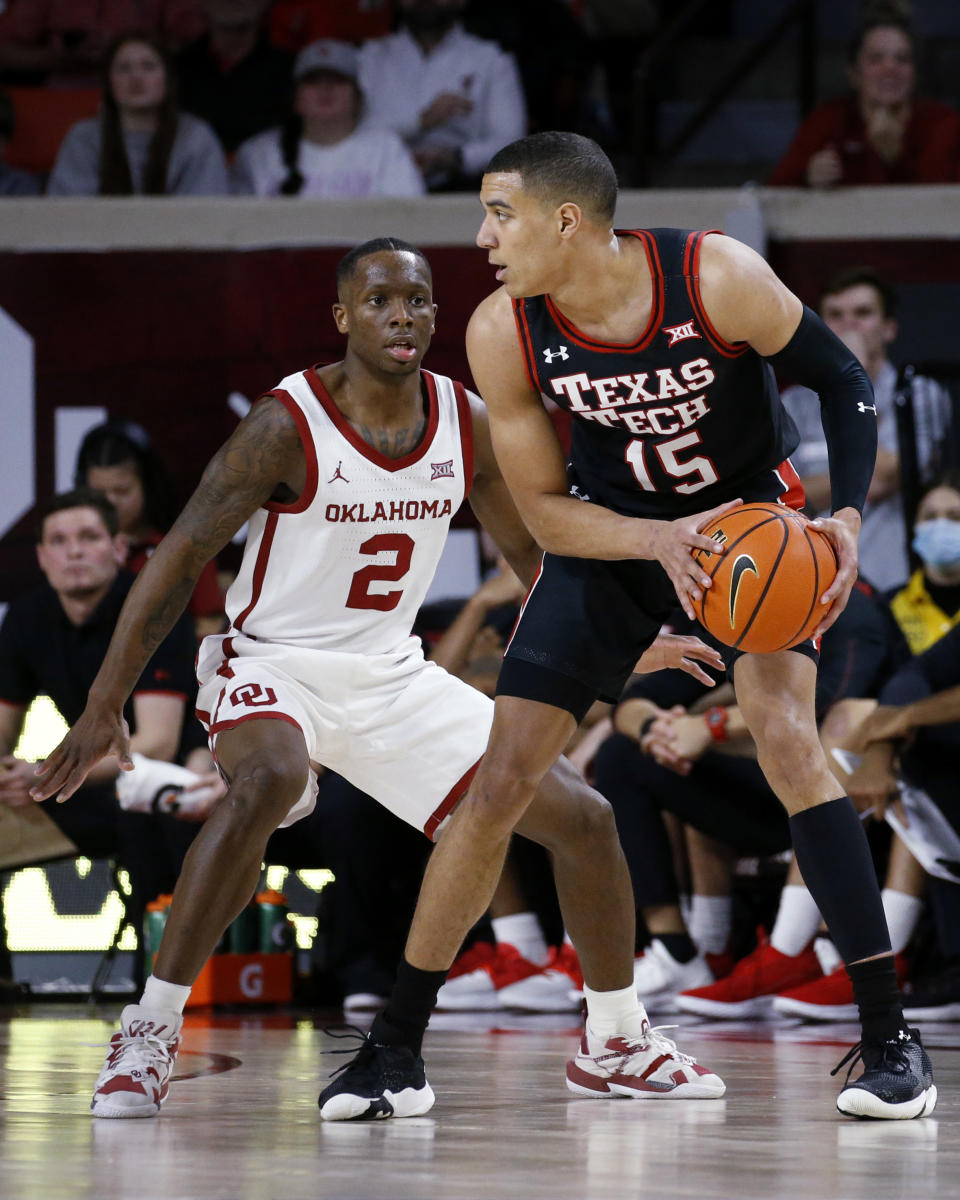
left=177, top=0, right=293, bottom=154
left=0, top=1, right=205, bottom=86
left=0, top=489, right=225, bottom=976
left=769, top=16, right=960, bottom=187
left=358, top=0, right=526, bottom=191
left=891, top=472, right=960, bottom=653
left=780, top=266, right=953, bottom=591
left=270, top=0, right=393, bottom=51
left=47, top=33, right=227, bottom=196
left=75, top=420, right=225, bottom=637
left=844, top=620, right=960, bottom=1019
left=593, top=581, right=896, bottom=1014
left=0, top=84, right=41, bottom=195
left=232, top=39, right=424, bottom=199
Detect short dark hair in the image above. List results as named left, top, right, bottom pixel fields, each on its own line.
left=485, top=132, right=618, bottom=225
left=336, top=238, right=432, bottom=297
left=36, top=488, right=120, bottom=541
left=819, top=266, right=897, bottom=319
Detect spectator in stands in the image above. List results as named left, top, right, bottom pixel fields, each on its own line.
left=593, top=581, right=895, bottom=1014
left=47, top=33, right=227, bottom=196
left=358, top=0, right=526, bottom=191
left=75, top=420, right=225, bottom=637
left=781, top=266, right=953, bottom=591
left=0, top=489, right=224, bottom=963
left=269, top=0, right=392, bottom=51
left=177, top=0, right=293, bottom=154
left=769, top=16, right=960, bottom=187
left=0, top=1, right=205, bottom=86
left=232, top=39, right=424, bottom=198
left=844, top=619, right=960, bottom=1020
left=0, top=84, right=40, bottom=195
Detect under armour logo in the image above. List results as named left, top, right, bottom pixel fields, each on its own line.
left=663, top=321, right=701, bottom=346
left=857, top=402, right=877, bottom=414
left=329, top=461, right=349, bottom=483
left=543, top=346, right=569, bottom=363
left=230, top=683, right=278, bottom=708
left=431, top=459, right=455, bottom=480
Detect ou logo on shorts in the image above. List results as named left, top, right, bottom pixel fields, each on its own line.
left=230, top=683, right=278, bottom=707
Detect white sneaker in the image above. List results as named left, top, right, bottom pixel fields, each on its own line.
left=633, top=940, right=714, bottom=1013
left=91, top=1004, right=182, bottom=1118
left=566, top=1007, right=725, bottom=1100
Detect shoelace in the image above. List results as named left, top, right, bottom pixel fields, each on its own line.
left=830, top=1036, right=911, bottom=1086
left=96, top=1033, right=176, bottom=1074
left=321, top=1024, right=383, bottom=1080
left=614, top=1023, right=697, bottom=1067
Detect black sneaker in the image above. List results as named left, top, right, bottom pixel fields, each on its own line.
left=833, top=1028, right=937, bottom=1119
left=318, top=1026, right=435, bottom=1121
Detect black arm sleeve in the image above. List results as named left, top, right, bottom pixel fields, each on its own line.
left=880, top=622, right=960, bottom=706
left=766, top=305, right=878, bottom=514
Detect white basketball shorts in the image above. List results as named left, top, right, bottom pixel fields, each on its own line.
left=196, top=633, right=493, bottom=838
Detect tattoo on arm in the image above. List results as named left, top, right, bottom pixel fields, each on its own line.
left=141, top=578, right=195, bottom=654
left=174, top=397, right=303, bottom=563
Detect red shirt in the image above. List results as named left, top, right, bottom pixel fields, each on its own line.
left=769, top=95, right=960, bottom=186
left=126, top=531, right=224, bottom=622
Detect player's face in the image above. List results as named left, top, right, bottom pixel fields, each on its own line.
left=476, top=172, right=564, bottom=298
left=850, top=26, right=914, bottom=108
left=334, top=252, right=436, bottom=375
left=109, top=40, right=167, bottom=111
left=85, top=462, right=146, bottom=535
left=820, top=284, right=895, bottom=366
left=36, top=507, right=125, bottom=599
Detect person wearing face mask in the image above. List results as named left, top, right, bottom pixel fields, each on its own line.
left=780, top=266, right=954, bottom=591
left=769, top=16, right=960, bottom=187
left=890, top=475, right=960, bottom=654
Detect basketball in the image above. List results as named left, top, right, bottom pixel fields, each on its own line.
left=692, top=502, right=838, bottom=653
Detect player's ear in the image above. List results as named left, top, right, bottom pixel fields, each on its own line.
left=431, top=302, right=438, bottom=334
left=332, top=302, right=348, bottom=334
left=557, top=202, right=582, bottom=239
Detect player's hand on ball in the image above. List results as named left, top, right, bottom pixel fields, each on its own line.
left=30, top=703, right=132, bottom=804
left=809, top=507, right=860, bottom=639
left=635, top=634, right=725, bottom=686
left=651, top=499, right=743, bottom=621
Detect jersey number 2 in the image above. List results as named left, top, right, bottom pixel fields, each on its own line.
left=625, top=431, right=718, bottom=495
left=346, top=533, right=414, bottom=611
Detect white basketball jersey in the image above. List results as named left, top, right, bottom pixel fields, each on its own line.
left=225, top=366, right=476, bottom=654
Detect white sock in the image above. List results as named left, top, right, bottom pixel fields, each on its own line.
left=770, top=885, right=822, bottom=957
left=492, top=912, right=549, bottom=966
left=882, top=889, right=924, bottom=956
left=687, top=895, right=732, bottom=955
left=140, top=974, right=192, bottom=1016
left=584, top=982, right=641, bottom=1036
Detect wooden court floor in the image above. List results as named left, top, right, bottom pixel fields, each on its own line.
left=1, top=1004, right=957, bottom=1200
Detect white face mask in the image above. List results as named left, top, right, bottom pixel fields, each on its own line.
left=912, top=519, right=960, bottom=570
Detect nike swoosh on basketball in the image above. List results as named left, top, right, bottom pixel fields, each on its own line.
left=728, top=554, right=759, bottom=629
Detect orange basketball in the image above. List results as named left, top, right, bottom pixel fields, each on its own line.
left=692, top=502, right=838, bottom=653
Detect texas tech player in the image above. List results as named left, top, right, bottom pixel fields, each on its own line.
left=462, top=132, right=934, bottom=1120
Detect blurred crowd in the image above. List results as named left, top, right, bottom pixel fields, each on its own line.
left=1, top=1, right=960, bottom=197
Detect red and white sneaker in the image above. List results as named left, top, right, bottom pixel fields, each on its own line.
left=774, top=952, right=910, bottom=1022
left=676, top=932, right=821, bottom=1018
left=566, top=1008, right=725, bottom=1100
left=90, top=1004, right=182, bottom=1118
left=434, top=942, right=503, bottom=1010
left=498, top=943, right=584, bottom=1013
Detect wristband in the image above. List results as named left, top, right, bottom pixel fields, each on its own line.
left=704, top=706, right=728, bottom=744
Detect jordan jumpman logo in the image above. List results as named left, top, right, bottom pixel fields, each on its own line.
left=329, top=461, right=349, bottom=483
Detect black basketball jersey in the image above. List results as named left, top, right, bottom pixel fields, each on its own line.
left=512, top=228, right=801, bottom=518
